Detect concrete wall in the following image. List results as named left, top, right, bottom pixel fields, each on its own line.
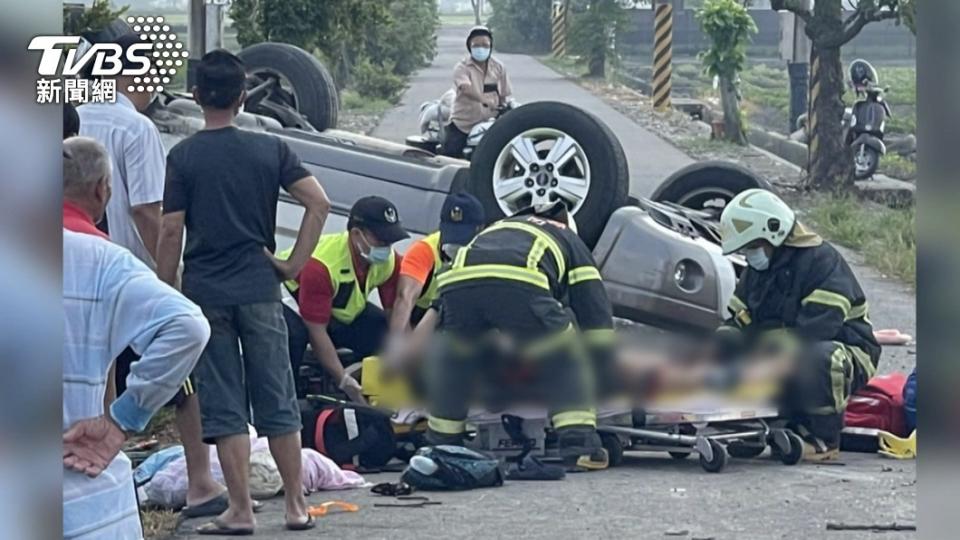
left=618, top=9, right=916, bottom=61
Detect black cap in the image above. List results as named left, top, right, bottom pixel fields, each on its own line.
left=439, top=192, right=485, bottom=246
left=348, top=196, right=409, bottom=244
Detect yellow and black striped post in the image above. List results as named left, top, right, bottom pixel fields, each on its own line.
left=807, top=47, right=821, bottom=172
left=552, top=1, right=568, bottom=58
left=652, top=3, right=673, bottom=111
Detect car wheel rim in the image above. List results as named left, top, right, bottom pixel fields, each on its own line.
left=675, top=186, right=737, bottom=215
left=491, top=128, right=591, bottom=216
left=250, top=68, right=299, bottom=110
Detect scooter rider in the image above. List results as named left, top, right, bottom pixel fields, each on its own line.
left=441, top=26, right=513, bottom=158
left=425, top=201, right=614, bottom=472
left=279, top=196, right=409, bottom=402
left=715, top=189, right=880, bottom=460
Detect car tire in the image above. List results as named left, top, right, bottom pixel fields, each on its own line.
left=238, top=42, right=339, bottom=131
left=468, top=101, right=629, bottom=248
left=651, top=160, right=772, bottom=216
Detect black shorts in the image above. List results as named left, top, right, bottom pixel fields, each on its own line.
left=115, top=347, right=195, bottom=408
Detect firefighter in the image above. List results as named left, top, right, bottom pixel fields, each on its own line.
left=425, top=202, right=614, bottom=472
left=716, top=189, right=880, bottom=460
left=279, top=196, right=409, bottom=402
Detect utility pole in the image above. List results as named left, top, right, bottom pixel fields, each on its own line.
left=778, top=0, right=812, bottom=132
left=187, top=0, right=228, bottom=88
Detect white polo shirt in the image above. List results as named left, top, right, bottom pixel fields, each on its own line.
left=78, top=93, right=166, bottom=268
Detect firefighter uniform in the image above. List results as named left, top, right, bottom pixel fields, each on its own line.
left=425, top=212, right=614, bottom=466
left=718, top=230, right=880, bottom=447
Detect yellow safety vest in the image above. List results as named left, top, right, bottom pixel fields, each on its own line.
left=278, top=231, right=396, bottom=325
left=415, top=232, right=443, bottom=310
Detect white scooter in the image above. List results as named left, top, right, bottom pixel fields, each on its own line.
left=406, top=88, right=518, bottom=160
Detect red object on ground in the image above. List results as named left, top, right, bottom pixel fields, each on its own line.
left=844, top=372, right=909, bottom=437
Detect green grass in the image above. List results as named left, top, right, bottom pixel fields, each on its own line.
left=650, top=61, right=916, bottom=137
left=879, top=153, right=917, bottom=180
left=805, top=195, right=915, bottom=283
left=340, top=90, right=394, bottom=114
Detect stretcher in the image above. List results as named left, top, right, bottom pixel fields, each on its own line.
left=433, top=397, right=799, bottom=474
left=359, top=357, right=804, bottom=473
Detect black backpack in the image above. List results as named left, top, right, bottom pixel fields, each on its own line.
left=300, top=402, right=396, bottom=470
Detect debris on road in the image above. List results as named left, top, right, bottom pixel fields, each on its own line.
left=825, top=521, right=916, bottom=532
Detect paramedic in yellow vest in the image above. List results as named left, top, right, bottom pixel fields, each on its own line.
left=280, top=196, right=409, bottom=402
left=389, top=193, right=486, bottom=334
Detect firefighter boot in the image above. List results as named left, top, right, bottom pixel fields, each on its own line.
left=557, top=425, right=608, bottom=472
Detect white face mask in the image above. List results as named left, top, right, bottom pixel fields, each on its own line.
left=471, top=47, right=491, bottom=62
left=744, top=247, right=770, bottom=271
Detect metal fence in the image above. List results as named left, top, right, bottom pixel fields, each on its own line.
left=618, top=9, right=916, bottom=62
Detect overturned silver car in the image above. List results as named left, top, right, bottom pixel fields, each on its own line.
left=147, top=42, right=771, bottom=334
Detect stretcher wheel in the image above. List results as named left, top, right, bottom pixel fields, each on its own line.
left=669, top=451, right=691, bottom=460
left=600, top=433, right=624, bottom=467
left=778, top=432, right=804, bottom=465
left=727, top=442, right=766, bottom=459
left=699, top=440, right=728, bottom=473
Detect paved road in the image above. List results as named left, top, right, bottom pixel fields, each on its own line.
left=175, top=25, right=916, bottom=540
left=371, top=25, right=692, bottom=197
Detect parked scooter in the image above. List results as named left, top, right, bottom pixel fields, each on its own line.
left=846, top=59, right=891, bottom=179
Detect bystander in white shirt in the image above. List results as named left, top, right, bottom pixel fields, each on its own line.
left=78, top=93, right=166, bottom=268
left=62, top=230, right=209, bottom=539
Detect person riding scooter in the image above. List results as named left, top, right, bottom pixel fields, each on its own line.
left=715, top=189, right=880, bottom=461
left=441, top=26, right=513, bottom=158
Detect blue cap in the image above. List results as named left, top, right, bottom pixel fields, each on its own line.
left=439, top=193, right=485, bottom=246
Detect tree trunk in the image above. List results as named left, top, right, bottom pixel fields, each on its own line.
left=471, top=0, right=481, bottom=25
left=588, top=46, right=605, bottom=78
left=807, top=44, right=853, bottom=190
left=805, top=0, right=853, bottom=190
left=719, top=75, right=748, bottom=145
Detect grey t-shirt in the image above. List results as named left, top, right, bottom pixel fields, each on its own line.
left=164, top=126, right=310, bottom=306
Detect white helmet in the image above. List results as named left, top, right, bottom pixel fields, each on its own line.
left=719, top=189, right=795, bottom=255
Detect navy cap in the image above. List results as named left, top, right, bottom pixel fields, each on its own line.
left=439, top=192, right=485, bottom=246
left=348, top=196, right=409, bottom=244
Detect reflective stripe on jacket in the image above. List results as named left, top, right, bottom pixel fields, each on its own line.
left=437, top=215, right=612, bottom=334
left=279, top=231, right=396, bottom=324
left=416, top=231, right=443, bottom=310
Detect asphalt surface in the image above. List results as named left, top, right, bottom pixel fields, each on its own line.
left=370, top=25, right=692, bottom=197
left=176, top=25, right=917, bottom=540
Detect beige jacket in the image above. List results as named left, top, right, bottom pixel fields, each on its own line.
left=450, top=55, right=512, bottom=132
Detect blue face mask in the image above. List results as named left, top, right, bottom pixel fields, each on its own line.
left=471, top=47, right=491, bottom=62
left=744, top=247, right=770, bottom=271
left=357, top=232, right=392, bottom=265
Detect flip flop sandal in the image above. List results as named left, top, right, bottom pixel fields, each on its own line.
left=285, top=515, right=316, bottom=531
left=195, top=519, right=254, bottom=536
left=182, top=494, right=264, bottom=518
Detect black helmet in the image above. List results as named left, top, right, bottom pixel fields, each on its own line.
left=466, top=25, right=493, bottom=51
